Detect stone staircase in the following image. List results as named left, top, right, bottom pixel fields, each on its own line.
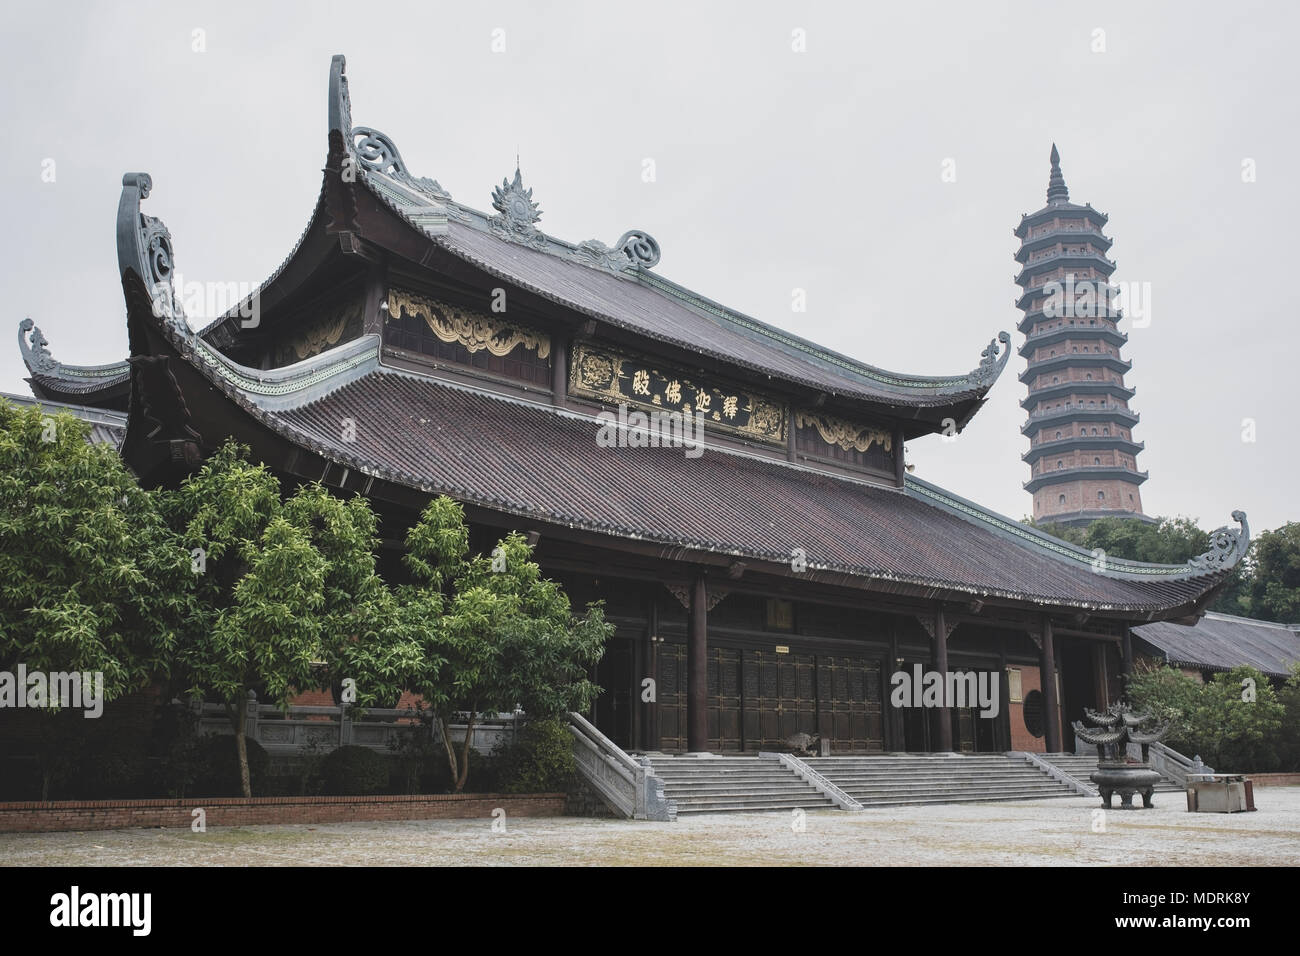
left=645, top=755, right=838, bottom=814
left=803, top=754, right=1078, bottom=807
left=1036, top=753, right=1184, bottom=794
left=637, top=751, right=1186, bottom=816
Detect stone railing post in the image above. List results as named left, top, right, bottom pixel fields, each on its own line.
left=245, top=691, right=260, bottom=742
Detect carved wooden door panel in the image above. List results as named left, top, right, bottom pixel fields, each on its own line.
left=708, top=647, right=743, bottom=752
left=787, top=653, right=817, bottom=742
left=656, top=643, right=687, bottom=752
left=816, top=655, right=885, bottom=752
left=748, top=650, right=817, bottom=747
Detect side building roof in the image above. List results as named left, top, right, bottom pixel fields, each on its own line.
left=1132, top=613, right=1300, bottom=679
left=0, top=390, right=128, bottom=448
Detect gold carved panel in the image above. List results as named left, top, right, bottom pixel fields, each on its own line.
left=794, top=410, right=892, bottom=453
left=388, top=289, right=551, bottom=360
left=274, top=299, right=364, bottom=367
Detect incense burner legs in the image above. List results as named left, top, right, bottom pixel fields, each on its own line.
left=1092, top=765, right=1162, bottom=810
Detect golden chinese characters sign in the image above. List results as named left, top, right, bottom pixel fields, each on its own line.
left=569, top=342, right=786, bottom=443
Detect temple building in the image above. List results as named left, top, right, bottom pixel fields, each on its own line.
left=15, top=58, right=1249, bottom=759
left=1015, top=146, right=1151, bottom=528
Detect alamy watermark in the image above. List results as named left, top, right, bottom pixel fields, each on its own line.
left=151, top=270, right=261, bottom=328
left=0, top=665, right=104, bottom=717
left=595, top=403, right=706, bottom=459
left=1042, top=274, right=1151, bottom=328
left=890, top=665, right=999, bottom=718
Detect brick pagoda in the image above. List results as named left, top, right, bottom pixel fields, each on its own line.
left=1015, top=145, right=1150, bottom=528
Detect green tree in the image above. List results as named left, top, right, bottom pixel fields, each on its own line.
left=0, top=400, right=189, bottom=697
left=397, top=497, right=610, bottom=792
left=1190, top=667, right=1284, bottom=771
left=1125, top=662, right=1283, bottom=770
left=1277, top=663, right=1300, bottom=771
left=0, top=401, right=191, bottom=798
left=1245, top=523, right=1300, bottom=623
left=283, top=483, right=420, bottom=711
left=1123, top=661, right=1202, bottom=741
left=167, top=443, right=325, bottom=797
left=168, top=443, right=424, bottom=797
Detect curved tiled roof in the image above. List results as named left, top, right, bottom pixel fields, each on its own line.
left=102, top=60, right=1251, bottom=621
left=260, top=368, right=1242, bottom=613
left=1133, top=613, right=1300, bottom=678
left=325, top=55, right=1012, bottom=412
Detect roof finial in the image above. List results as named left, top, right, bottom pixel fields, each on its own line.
left=1047, top=142, right=1069, bottom=204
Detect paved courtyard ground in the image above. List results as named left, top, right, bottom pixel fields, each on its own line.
left=4, top=788, right=1298, bottom=866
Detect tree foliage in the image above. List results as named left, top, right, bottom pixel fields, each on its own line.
left=1245, top=523, right=1300, bottom=623
left=1125, top=662, right=1285, bottom=771
left=2, top=425, right=609, bottom=798
left=0, top=400, right=190, bottom=700
left=397, top=497, right=610, bottom=791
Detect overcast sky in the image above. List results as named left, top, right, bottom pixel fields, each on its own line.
left=2, top=1, right=1295, bottom=534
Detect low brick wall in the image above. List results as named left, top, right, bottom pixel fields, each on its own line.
left=0, top=793, right=565, bottom=833
left=1246, top=773, right=1300, bottom=787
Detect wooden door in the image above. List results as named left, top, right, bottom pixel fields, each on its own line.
left=656, top=643, right=687, bottom=751
left=594, top=637, right=635, bottom=750
left=707, top=647, right=743, bottom=751
left=816, top=655, right=885, bottom=752
left=747, top=650, right=817, bottom=749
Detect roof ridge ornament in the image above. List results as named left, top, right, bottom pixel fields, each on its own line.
left=17, top=318, right=57, bottom=374
left=350, top=126, right=452, bottom=202
left=971, top=330, right=1012, bottom=385
left=115, top=172, right=190, bottom=338
left=489, top=165, right=545, bottom=249
left=571, top=229, right=661, bottom=274
left=1188, top=511, right=1250, bottom=572
left=328, top=55, right=352, bottom=142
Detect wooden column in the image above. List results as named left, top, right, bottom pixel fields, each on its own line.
left=1092, top=642, right=1110, bottom=712
left=932, top=608, right=953, bottom=752
left=997, top=645, right=1010, bottom=752
left=893, top=425, right=906, bottom=487
left=551, top=337, right=568, bottom=408
left=644, top=597, right=659, bottom=751
left=362, top=261, right=388, bottom=336
left=687, top=572, right=708, bottom=752
left=1121, top=626, right=1135, bottom=678
left=1040, top=616, right=1062, bottom=753
left=882, top=620, right=898, bottom=751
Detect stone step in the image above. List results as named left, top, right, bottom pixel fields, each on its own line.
left=840, top=784, right=1072, bottom=800
left=656, top=784, right=828, bottom=797
left=670, top=789, right=833, bottom=800
left=644, top=756, right=837, bottom=813
left=676, top=803, right=833, bottom=814
left=851, top=792, right=1080, bottom=808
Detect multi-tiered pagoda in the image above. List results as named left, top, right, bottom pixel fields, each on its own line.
left=1015, top=145, right=1150, bottom=528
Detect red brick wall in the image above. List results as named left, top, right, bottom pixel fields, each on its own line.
left=0, top=793, right=565, bottom=833
left=1034, top=478, right=1144, bottom=520
left=1246, top=773, right=1300, bottom=787
left=1008, top=665, right=1053, bottom=753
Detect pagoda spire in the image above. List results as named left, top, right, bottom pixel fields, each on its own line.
left=1047, top=143, right=1069, bottom=204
